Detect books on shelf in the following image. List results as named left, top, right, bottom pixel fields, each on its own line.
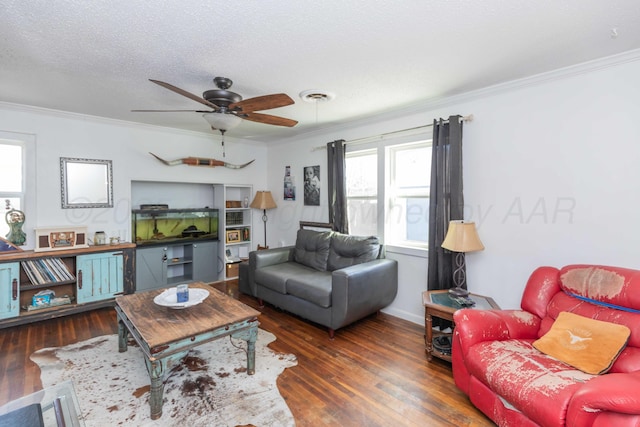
left=21, top=258, right=75, bottom=286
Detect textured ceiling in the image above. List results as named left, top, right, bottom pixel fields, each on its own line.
left=1, top=1, right=639, bottom=142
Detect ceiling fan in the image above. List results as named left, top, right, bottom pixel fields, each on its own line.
left=133, top=77, right=298, bottom=155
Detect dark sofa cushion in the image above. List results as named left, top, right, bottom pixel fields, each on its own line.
left=255, top=262, right=317, bottom=294
left=294, top=229, right=332, bottom=271
left=327, top=233, right=380, bottom=271
left=286, top=271, right=332, bottom=308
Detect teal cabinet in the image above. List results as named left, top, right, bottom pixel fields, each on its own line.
left=0, top=262, right=20, bottom=319
left=76, top=251, right=124, bottom=304
left=0, top=243, right=135, bottom=329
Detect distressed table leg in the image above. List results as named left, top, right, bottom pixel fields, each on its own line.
left=117, top=318, right=128, bottom=353
left=148, top=358, right=165, bottom=420
left=233, top=325, right=258, bottom=375
left=247, top=335, right=256, bottom=375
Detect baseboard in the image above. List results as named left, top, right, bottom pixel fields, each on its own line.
left=380, top=306, right=422, bottom=326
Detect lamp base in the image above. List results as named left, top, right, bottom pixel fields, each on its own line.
left=448, top=286, right=470, bottom=297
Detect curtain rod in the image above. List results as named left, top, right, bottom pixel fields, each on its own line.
left=312, top=114, right=474, bottom=151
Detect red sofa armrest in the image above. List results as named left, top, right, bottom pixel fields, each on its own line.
left=453, top=309, right=541, bottom=351
left=452, top=308, right=541, bottom=395
left=567, top=371, right=640, bottom=426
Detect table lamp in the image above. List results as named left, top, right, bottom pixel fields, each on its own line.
left=250, top=191, right=277, bottom=249
left=441, top=220, right=484, bottom=297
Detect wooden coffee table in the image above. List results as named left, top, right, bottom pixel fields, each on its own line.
left=115, top=282, right=260, bottom=420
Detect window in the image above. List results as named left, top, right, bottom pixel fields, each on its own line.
left=346, top=149, right=378, bottom=237
left=346, top=137, right=431, bottom=251
left=385, top=141, right=431, bottom=248
left=0, top=141, right=25, bottom=239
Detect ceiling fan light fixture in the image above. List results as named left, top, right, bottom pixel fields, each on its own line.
left=202, top=112, right=243, bottom=131
left=299, top=89, right=335, bottom=103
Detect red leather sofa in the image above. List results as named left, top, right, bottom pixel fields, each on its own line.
left=452, top=264, right=640, bottom=427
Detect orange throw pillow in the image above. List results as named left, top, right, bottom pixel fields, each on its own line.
left=533, top=311, right=630, bottom=375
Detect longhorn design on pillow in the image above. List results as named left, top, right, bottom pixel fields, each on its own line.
left=567, top=330, right=592, bottom=344
left=149, top=152, right=255, bottom=169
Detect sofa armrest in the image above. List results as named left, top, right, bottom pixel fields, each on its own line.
left=330, top=259, right=398, bottom=330
left=247, top=246, right=294, bottom=296
left=249, top=246, right=294, bottom=268
left=567, top=371, right=640, bottom=426
left=453, top=309, right=541, bottom=350
left=452, top=309, right=541, bottom=395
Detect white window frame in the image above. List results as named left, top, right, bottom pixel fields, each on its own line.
left=385, top=140, right=431, bottom=250
left=345, top=148, right=379, bottom=238
left=0, top=132, right=36, bottom=248
left=345, top=131, right=431, bottom=256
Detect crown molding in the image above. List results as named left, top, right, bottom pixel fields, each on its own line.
left=0, top=101, right=262, bottom=145
left=0, top=101, right=208, bottom=135
left=406, top=48, right=640, bottom=112
left=276, top=48, right=640, bottom=144
left=3, top=48, right=639, bottom=147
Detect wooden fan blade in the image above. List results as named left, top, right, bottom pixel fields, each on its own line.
left=229, top=93, right=294, bottom=112
left=149, top=79, right=219, bottom=110
left=242, top=112, right=298, bottom=127
left=132, top=109, right=213, bottom=113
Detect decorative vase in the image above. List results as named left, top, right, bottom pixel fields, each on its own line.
left=4, top=200, right=26, bottom=246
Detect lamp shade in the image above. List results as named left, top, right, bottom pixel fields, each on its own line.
left=250, top=191, right=277, bottom=210
left=202, top=112, right=243, bottom=131
left=441, top=220, right=484, bottom=253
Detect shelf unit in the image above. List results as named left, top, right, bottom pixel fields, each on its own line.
left=213, top=184, right=253, bottom=280
left=0, top=243, right=135, bottom=329
left=135, top=239, right=218, bottom=292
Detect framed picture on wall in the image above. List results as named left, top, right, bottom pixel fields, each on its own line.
left=303, top=165, right=320, bottom=206
left=284, top=165, right=296, bottom=201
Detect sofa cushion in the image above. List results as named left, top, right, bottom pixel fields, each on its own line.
left=533, top=311, right=630, bottom=375
left=255, top=262, right=318, bottom=294
left=286, top=271, right=332, bottom=308
left=294, top=229, right=332, bottom=271
left=559, top=265, right=640, bottom=311
left=327, top=233, right=380, bottom=271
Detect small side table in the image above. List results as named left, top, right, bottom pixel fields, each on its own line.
left=422, top=290, right=500, bottom=362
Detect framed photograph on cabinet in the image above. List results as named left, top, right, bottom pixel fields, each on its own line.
left=226, top=230, right=241, bottom=243
left=34, top=226, right=89, bottom=252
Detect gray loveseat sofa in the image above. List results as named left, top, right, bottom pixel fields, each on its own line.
left=246, top=228, right=398, bottom=338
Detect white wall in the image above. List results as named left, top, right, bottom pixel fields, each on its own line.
left=0, top=105, right=268, bottom=249
left=267, top=51, right=640, bottom=324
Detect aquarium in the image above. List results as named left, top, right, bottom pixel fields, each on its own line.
left=132, top=207, right=218, bottom=245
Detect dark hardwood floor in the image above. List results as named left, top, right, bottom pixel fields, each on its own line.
left=0, top=281, right=494, bottom=426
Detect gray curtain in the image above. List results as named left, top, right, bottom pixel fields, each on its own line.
left=327, top=139, right=349, bottom=234
left=427, top=116, right=464, bottom=291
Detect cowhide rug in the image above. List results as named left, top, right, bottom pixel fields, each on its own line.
left=30, top=329, right=297, bottom=427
